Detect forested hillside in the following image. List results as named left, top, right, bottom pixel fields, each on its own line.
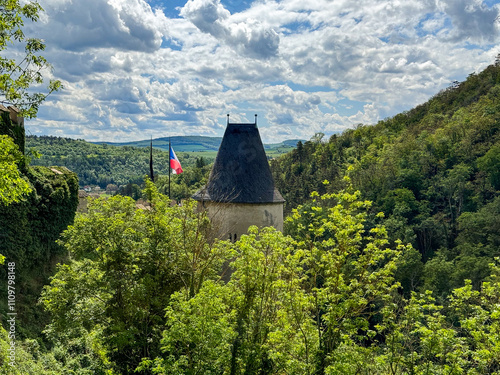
left=271, top=61, right=500, bottom=299
left=26, top=136, right=181, bottom=187
left=25, top=136, right=215, bottom=201
left=26, top=136, right=298, bottom=194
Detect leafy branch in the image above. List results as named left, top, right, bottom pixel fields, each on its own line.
left=0, top=0, right=62, bottom=118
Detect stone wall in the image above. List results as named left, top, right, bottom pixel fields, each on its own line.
left=202, top=201, right=283, bottom=241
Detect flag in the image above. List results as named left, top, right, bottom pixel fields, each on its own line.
left=169, top=146, right=183, bottom=174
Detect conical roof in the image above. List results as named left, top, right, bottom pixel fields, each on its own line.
left=193, top=119, right=284, bottom=204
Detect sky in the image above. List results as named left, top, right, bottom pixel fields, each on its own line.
left=22, top=0, right=500, bottom=142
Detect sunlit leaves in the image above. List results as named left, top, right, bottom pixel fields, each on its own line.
left=0, top=134, right=31, bottom=204
left=41, top=181, right=232, bottom=373
left=0, top=0, right=61, bottom=117
left=286, top=185, right=407, bottom=372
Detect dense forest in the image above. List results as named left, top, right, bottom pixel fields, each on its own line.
left=25, top=136, right=202, bottom=187
left=25, top=136, right=214, bottom=201
left=1, top=62, right=500, bottom=374
left=271, top=62, right=500, bottom=300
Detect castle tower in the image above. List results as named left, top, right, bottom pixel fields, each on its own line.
left=193, top=115, right=284, bottom=241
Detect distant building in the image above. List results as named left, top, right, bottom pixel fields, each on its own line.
left=193, top=115, right=284, bottom=241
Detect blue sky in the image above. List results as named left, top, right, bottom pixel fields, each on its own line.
left=22, top=0, right=500, bottom=142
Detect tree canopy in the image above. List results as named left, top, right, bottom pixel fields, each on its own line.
left=0, top=0, right=61, bottom=117
left=271, top=61, right=500, bottom=299
left=0, top=134, right=30, bottom=204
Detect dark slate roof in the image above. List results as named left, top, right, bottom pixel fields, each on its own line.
left=192, top=122, right=284, bottom=204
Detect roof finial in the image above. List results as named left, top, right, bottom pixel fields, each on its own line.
left=227, top=114, right=230, bottom=125
left=254, top=114, right=257, bottom=125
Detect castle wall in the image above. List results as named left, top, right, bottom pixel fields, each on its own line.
left=202, top=201, right=283, bottom=241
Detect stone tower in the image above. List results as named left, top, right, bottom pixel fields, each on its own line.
left=193, top=115, right=284, bottom=241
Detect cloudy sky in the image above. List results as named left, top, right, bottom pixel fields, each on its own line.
left=23, top=0, right=500, bottom=142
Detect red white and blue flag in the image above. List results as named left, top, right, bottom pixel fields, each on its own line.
left=169, top=146, right=183, bottom=174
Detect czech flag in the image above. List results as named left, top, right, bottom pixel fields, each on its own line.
left=169, top=146, right=183, bottom=174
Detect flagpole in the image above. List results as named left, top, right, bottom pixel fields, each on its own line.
left=169, top=136, right=171, bottom=199
left=149, top=136, right=154, bottom=182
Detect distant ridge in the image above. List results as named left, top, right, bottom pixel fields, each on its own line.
left=26, top=135, right=304, bottom=188
left=92, top=136, right=305, bottom=153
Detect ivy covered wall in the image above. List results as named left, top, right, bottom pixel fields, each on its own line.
left=0, top=114, right=79, bottom=338
left=0, top=165, right=79, bottom=337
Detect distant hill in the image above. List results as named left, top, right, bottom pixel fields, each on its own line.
left=94, top=136, right=222, bottom=152
left=26, top=135, right=304, bottom=188
left=93, top=136, right=304, bottom=153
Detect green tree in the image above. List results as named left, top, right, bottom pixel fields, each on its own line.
left=41, top=181, right=232, bottom=373
left=283, top=176, right=411, bottom=373
left=0, top=0, right=61, bottom=117
left=0, top=326, right=71, bottom=374
left=377, top=291, right=467, bottom=375
left=226, top=226, right=317, bottom=375
left=143, top=226, right=317, bottom=375
left=140, top=280, right=237, bottom=374
left=376, top=259, right=500, bottom=374
left=0, top=134, right=30, bottom=204
left=477, top=143, right=500, bottom=189
left=449, top=261, right=500, bottom=374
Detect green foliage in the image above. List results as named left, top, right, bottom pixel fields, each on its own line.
left=142, top=187, right=406, bottom=375
left=272, top=61, right=500, bottom=297
left=371, top=259, right=500, bottom=375
left=25, top=184, right=500, bottom=374
left=376, top=291, right=467, bottom=375
left=449, top=263, right=500, bottom=374
left=0, top=134, right=30, bottom=204
left=226, top=226, right=316, bottom=375
left=451, top=196, right=500, bottom=290
left=41, top=181, right=233, bottom=373
left=0, top=111, right=25, bottom=153
left=0, top=0, right=61, bottom=117
left=287, top=182, right=408, bottom=373
left=0, top=326, right=67, bottom=374
left=141, top=226, right=318, bottom=375
left=0, top=165, right=78, bottom=338
left=477, top=143, right=500, bottom=189
left=141, top=280, right=237, bottom=374
left=115, top=182, right=142, bottom=200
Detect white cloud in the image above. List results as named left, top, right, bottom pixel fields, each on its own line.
left=38, top=0, right=166, bottom=52
left=180, top=0, right=279, bottom=58
left=442, top=0, right=500, bottom=43
left=25, top=0, right=500, bottom=143
left=180, top=0, right=230, bottom=37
